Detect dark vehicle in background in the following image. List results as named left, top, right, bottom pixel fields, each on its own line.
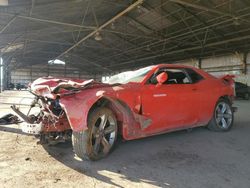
left=8, top=83, right=15, bottom=90
left=7, top=82, right=29, bottom=90
left=235, top=82, right=250, bottom=100
left=16, top=83, right=28, bottom=90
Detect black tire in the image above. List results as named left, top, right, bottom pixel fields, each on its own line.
left=244, top=93, right=250, bottom=100
left=72, top=107, right=118, bottom=161
left=207, top=99, right=234, bottom=132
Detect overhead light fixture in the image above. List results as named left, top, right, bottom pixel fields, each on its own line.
left=48, top=59, right=65, bottom=65
left=94, top=32, right=102, bottom=41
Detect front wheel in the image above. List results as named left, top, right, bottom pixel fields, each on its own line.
left=72, top=107, right=118, bottom=161
left=208, top=99, right=234, bottom=131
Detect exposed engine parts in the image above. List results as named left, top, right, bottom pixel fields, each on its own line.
left=11, top=96, right=71, bottom=145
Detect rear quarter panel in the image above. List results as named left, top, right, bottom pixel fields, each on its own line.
left=197, top=74, right=234, bottom=124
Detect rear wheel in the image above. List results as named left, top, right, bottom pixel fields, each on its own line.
left=72, top=107, right=117, bottom=160
left=208, top=99, right=234, bottom=131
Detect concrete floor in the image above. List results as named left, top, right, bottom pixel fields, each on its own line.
left=0, top=91, right=250, bottom=188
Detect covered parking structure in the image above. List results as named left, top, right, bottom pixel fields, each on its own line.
left=1, top=1, right=250, bottom=188
left=0, top=0, right=250, bottom=88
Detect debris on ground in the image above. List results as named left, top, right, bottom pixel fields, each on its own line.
left=25, top=157, right=31, bottom=161
left=0, top=113, right=21, bottom=125
left=54, top=178, right=61, bottom=183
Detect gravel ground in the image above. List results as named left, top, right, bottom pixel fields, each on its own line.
left=0, top=91, right=250, bottom=188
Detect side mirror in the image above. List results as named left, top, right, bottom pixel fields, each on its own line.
left=156, top=72, right=168, bottom=86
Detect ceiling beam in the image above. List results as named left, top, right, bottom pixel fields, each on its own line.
left=169, top=0, right=250, bottom=24
left=65, top=53, right=113, bottom=72
left=108, top=34, right=250, bottom=68
left=0, top=12, right=95, bottom=29
left=177, top=4, right=225, bottom=39
left=54, top=0, right=144, bottom=60
left=0, top=16, right=17, bottom=34
left=92, top=10, right=250, bottom=64
left=22, top=39, right=123, bottom=51
left=169, top=0, right=235, bottom=17
left=0, top=10, right=160, bottom=40
left=74, top=0, right=91, bottom=42
left=22, top=0, right=36, bottom=57
left=240, top=0, right=250, bottom=6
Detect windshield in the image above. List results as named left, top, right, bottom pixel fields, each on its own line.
left=106, top=66, right=154, bottom=84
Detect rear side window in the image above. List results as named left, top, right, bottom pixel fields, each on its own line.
left=185, top=68, right=204, bottom=83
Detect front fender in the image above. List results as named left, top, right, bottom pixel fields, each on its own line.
left=59, top=92, right=103, bottom=132
left=59, top=88, right=151, bottom=140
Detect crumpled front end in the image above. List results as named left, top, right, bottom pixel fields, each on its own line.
left=11, top=77, right=100, bottom=144
left=11, top=93, right=72, bottom=144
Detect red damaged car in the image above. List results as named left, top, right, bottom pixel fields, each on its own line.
left=12, top=64, right=236, bottom=160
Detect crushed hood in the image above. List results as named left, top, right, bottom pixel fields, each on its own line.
left=30, top=77, right=110, bottom=97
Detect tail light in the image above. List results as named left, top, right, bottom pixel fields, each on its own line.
left=220, top=74, right=236, bottom=98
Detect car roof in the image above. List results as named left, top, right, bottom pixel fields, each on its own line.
left=155, top=64, right=195, bottom=69
left=153, top=64, right=213, bottom=78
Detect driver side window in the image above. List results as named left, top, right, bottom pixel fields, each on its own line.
left=148, top=68, right=191, bottom=85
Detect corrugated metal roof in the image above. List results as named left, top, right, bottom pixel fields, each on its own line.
left=0, top=0, right=250, bottom=74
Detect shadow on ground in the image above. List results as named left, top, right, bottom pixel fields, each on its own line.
left=41, top=127, right=209, bottom=188
left=1, top=119, right=250, bottom=187
left=0, top=124, right=29, bottom=135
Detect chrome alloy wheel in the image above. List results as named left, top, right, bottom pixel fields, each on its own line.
left=91, top=114, right=116, bottom=155
left=215, top=102, right=233, bottom=129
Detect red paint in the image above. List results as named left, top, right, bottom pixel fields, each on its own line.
left=42, top=115, right=71, bottom=132
left=30, top=64, right=235, bottom=140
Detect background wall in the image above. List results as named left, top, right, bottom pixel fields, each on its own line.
left=8, top=64, right=100, bottom=87
left=3, top=51, right=250, bottom=90
left=176, top=52, right=250, bottom=85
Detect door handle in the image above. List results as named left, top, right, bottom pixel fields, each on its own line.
left=153, top=94, right=167, bottom=97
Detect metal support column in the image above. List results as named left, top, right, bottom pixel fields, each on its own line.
left=30, top=65, right=33, bottom=82
left=198, top=58, right=202, bottom=69
left=47, top=64, right=50, bottom=76
left=64, top=64, right=66, bottom=77
left=0, top=58, right=3, bottom=93
left=243, top=52, right=247, bottom=75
